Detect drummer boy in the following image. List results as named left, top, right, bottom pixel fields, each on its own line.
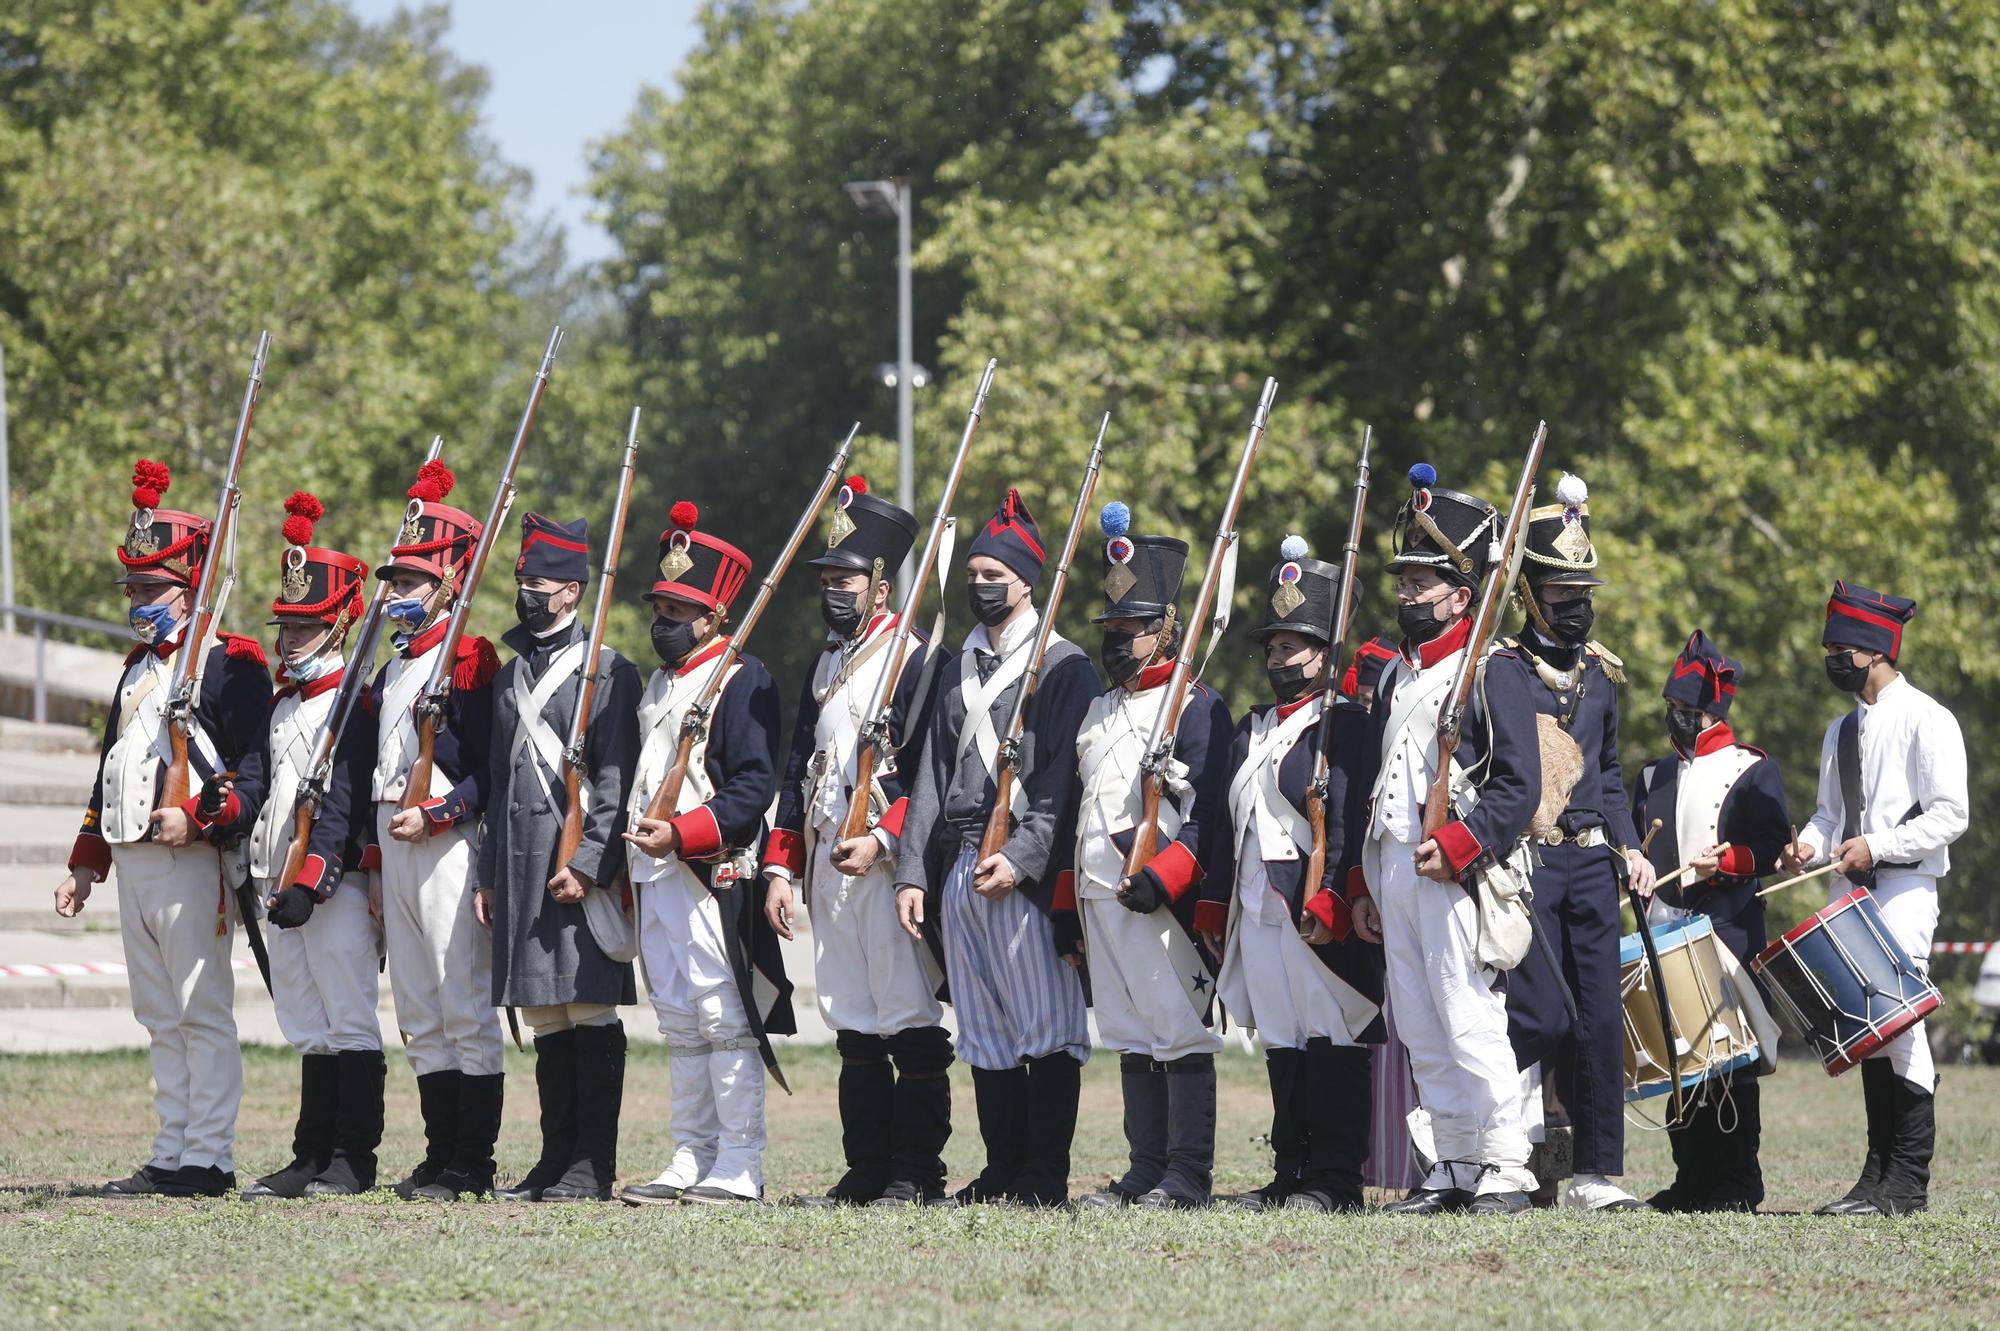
left=1782, top=583, right=1967, bottom=1217
left=1632, top=631, right=1790, bottom=1212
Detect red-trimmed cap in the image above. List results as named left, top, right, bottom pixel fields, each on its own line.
left=377, top=459, right=480, bottom=581
left=644, top=500, right=751, bottom=613
left=270, top=491, right=367, bottom=625
left=116, top=458, right=211, bottom=586
left=1822, top=580, right=1915, bottom=660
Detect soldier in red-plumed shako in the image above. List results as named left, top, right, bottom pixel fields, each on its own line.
left=1070, top=502, right=1232, bottom=1211
left=57, top=460, right=273, bottom=1198
left=240, top=493, right=385, bottom=1199
left=1200, top=537, right=1382, bottom=1213
left=367, top=459, right=505, bottom=1200
left=621, top=502, right=791, bottom=1205
left=763, top=477, right=956, bottom=1207
left=1498, top=473, right=1656, bottom=1213
left=475, top=513, right=643, bottom=1203
left=892, top=488, right=1100, bottom=1208
left=1632, top=630, right=1790, bottom=1212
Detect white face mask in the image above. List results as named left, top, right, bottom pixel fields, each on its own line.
left=284, top=643, right=340, bottom=683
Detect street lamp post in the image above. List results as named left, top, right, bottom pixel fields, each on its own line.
left=844, top=176, right=916, bottom=592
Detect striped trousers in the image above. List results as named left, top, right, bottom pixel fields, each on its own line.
left=941, top=846, right=1090, bottom=1071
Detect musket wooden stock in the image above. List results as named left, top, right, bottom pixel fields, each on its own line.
left=1418, top=420, right=1549, bottom=841
left=976, top=414, right=1110, bottom=862
left=836, top=362, right=998, bottom=844
left=1301, top=425, right=1372, bottom=922
left=556, top=408, right=642, bottom=868
left=1122, top=377, right=1278, bottom=880
left=646, top=426, right=858, bottom=827
left=400, top=326, right=564, bottom=813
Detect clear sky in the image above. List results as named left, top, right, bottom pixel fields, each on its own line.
left=343, top=0, right=704, bottom=265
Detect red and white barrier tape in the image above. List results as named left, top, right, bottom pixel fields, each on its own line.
left=1932, top=941, right=1997, bottom=955
left=0, top=958, right=260, bottom=980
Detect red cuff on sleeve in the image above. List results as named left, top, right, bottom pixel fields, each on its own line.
left=358, top=844, right=381, bottom=873
left=1304, top=887, right=1351, bottom=942
left=763, top=827, right=806, bottom=876
left=295, top=853, right=330, bottom=900
left=1193, top=898, right=1229, bottom=938
left=420, top=796, right=456, bottom=833
left=1145, top=839, right=1204, bottom=904
left=1345, top=865, right=1369, bottom=903
left=69, top=831, right=112, bottom=879
left=669, top=804, right=723, bottom=860
left=876, top=796, right=908, bottom=840
left=1432, top=820, right=1483, bottom=875
left=180, top=791, right=241, bottom=833
left=1718, top=845, right=1754, bottom=878
left=1051, top=869, right=1077, bottom=912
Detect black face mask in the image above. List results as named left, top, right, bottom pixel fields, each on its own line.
left=1825, top=652, right=1872, bottom=694
left=1267, top=661, right=1315, bottom=702
left=821, top=587, right=864, bottom=638
left=514, top=587, right=561, bottom=635
left=1397, top=598, right=1448, bottom=645
left=651, top=616, right=700, bottom=666
left=1665, top=706, right=1706, bottom=750
left=1543, top=596, right=1595, bottom=645
left=1101, top=630, right=1146, bottom=685
left=968, top=581, right=1016, bottom=628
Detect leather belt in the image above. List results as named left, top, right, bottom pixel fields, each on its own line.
left=1539, top=826, right=1607, bottom=848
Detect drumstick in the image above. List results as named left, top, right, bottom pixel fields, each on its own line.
left=1757, top=859, right=1840, bottom=898
left=1639, top=818, right=1664, bottom=856
left=1658, top=843, right=1733, bottom=893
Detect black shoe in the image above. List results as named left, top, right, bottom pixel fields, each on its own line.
left=784, top=1192, right=852, bottom=1209
left=1467, top=1190, right=1532, bottom=1215
left=156, top=1165, right=236, bottom=1198
left=494, top=1181, right=544, bottom=1203
left=1381, top=1188, right=1473, bottom=1216
left=540, top=1177, right=615, bottom=1203
left=100, top=1165, right=173, bottom=1197
left=393, top=1162, right=444, bottom=1200
left=869, top=1179, right=942, bottom=1208
left=1283, top=1188, right=1363, bottom=1214
left=1073, top=1186, right=1135, bottom=1210
left=245, top=1053, right=339, bottom=1199
left=412, top=1168, right=492, bottom=1201
left=680, top=1183, right=757, bottom=1205
left=1695, top=1197, right=1757, bottom=1214
left=1816, top=1193, right=1883, bottom=1216
left=1219, top=1183, right=1289, bottom=1211
left=1134, top=1187, right=1206, bottom=1211
left=620, top=1181, right=685, bottom=1206
left=1646, top=1185, right=1704, bottom=1214
left=394, top=1069, right=464, bottom=1199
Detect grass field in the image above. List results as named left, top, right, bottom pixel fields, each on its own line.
left=1, top=1044, right=1995, bottom=1329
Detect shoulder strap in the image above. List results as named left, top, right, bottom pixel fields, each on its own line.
left=1837, top=708, right=1862, bottom=845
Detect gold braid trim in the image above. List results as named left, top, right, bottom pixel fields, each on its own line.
left=1409, top=507, right=1474, bottom=574
left=1586, top=640, right=1626, bottom=684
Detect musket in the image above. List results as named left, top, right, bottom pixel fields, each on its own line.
left=1123, top=376, right=1278, bottom=879
left=555, top=409, right=641, bottom=867
left=275, top=436, right=446, bottom=899
left=161, top=330, right=271, bottom=810
left=402, top=326, right=564, bottom=811
left=646, top=425, right=859, bottom=823
left=836, top=360, right=998, bottom=843
left=975, top=412, right=1109, bottom=862
left=1299, top=424, right=1371, bottom=926
left=1418, top=419, right=1547, bottom=839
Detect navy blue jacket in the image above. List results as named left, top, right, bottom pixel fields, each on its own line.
left=367, top=620, right=497, bottom=831
left=1511, top=632, right=1641, bottom=849
left=276, top=665, right=379, bottom=900
left=1633, top=726, right=1790, bottom=958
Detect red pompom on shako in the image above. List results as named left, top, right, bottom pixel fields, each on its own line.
left=117, top=456, right=210, bottom=587
left=271, top=490, right=367, bottom=628
left=647, top=499, right=751, bottom=614
left=379, top=456, right=480, bottom=583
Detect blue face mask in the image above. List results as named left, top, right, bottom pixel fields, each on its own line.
left=386, top=596, right=429, bottom=632
left=128, top=601, right=179, bottom=645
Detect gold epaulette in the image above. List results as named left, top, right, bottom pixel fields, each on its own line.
left=1586, top=640, right=1626, bottom=683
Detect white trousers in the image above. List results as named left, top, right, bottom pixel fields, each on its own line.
left=1081, top=896, right=1223, bottom=1061
left=375, top=806, right=503, bottom=1077
left=637, top=867, right=764, bottom=1198
left=805, top=834, right=941, bottom=1035
left=1835, top=872, right=1939, bottom=1091
left=1224, top=911, right=1372, bottom=1050
left=264, top=872, right=381, bottom=1054
left=1374, top=843, right=1534, bottom=1194
left=114, top=843, right=242, bottom=1173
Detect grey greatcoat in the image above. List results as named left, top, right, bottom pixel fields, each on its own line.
left=480, top=619, right=642, bottom=1008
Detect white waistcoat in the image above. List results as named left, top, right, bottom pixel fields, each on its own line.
left=1227, top=701, right=1319, bottom=923
left=805, top=620, right=903, bottom=834
left=101, top=651, right=220, bottom=844
left=248, top=685, right=339, bottom=879
left=1074, top=683, right=1193, bottom=899
left=1673, top=743, right=1762, bottom=865
left=371, top=643, right=447, bottom=803
left=629, top=656, right=743, bottom=883
left=1366, top=649, right=1469, bottom=847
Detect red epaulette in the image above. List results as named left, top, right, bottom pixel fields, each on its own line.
left=220, top=633, right=268, bottom=666
left=123, top=643, right=148, bottom=666
left=453, top=636, right=501, bottom=690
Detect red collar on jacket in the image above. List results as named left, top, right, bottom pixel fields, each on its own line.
left=1674, top=719, right=1737, bottom=760
left=671, top=634, right=731, bottom=678
left=277, top=665, right=346, bottom=701
left=401, top=619, right=450, bottom=659
left=1274, top=692, right=1318, bottom=721
left=1124, top=659, right=1176, bottom=693
left=1404, top=616, right=1473, bottom=670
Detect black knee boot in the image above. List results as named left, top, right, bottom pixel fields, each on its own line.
left=1876, top=1076, right=1934, bottom=1215
left=245, top=1053, right=339, bottom=1198
left=498, top=1029, right=578, bottom=1201
left=415, top=1073, right=504, bottom=1199
left=1290, top=1039, right=1368, bottom=1213
left=955, top=1064, right=1029, bottom=1204
left=1016, top=1053, right=1082, bottom=1207
left=309, top=1049, right=387, bottom=1195
left=1226, top=1047, right=1304, bottom=1210
left=876, top=1026, right=953, bottom=1205
left=1147, top=1053, right=1216, bottom=1208
left=395, top=1069, right=463, bottom=1199
left=1703, top=1076, right=1763, bottom=1212
left=546, top=1023, right=626, bottom=1201
left=1819, top=1058, right=1897, bottom=1214
left=798, top=1032, right=894, bottom=1205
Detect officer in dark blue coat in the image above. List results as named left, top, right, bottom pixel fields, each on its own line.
left=1633, top=630, right=1789, bottom=1212
left=1501, top=472, right=1655, bottom=1212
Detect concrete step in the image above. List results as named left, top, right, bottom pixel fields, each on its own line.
left=0, top=745, right=99, bottom=807
left=0, top=718, right=99, bottom=754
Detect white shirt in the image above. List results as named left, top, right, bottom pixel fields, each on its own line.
left=1799, top=674, right=1968, bottom=880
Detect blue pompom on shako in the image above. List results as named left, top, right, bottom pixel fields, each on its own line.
left=1664, top=629, right=1741, bottom=717
left=1822, top=580, right=1917, bottom=660
left=1390, top=461, right=1499, bottom=589
left=1093, top=499, right=1187, bottom=625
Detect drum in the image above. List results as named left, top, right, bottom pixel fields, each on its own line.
left=1619, top=915, right=1761, bottom=1104
left=1752, top=887, right=1942, bottom=1076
